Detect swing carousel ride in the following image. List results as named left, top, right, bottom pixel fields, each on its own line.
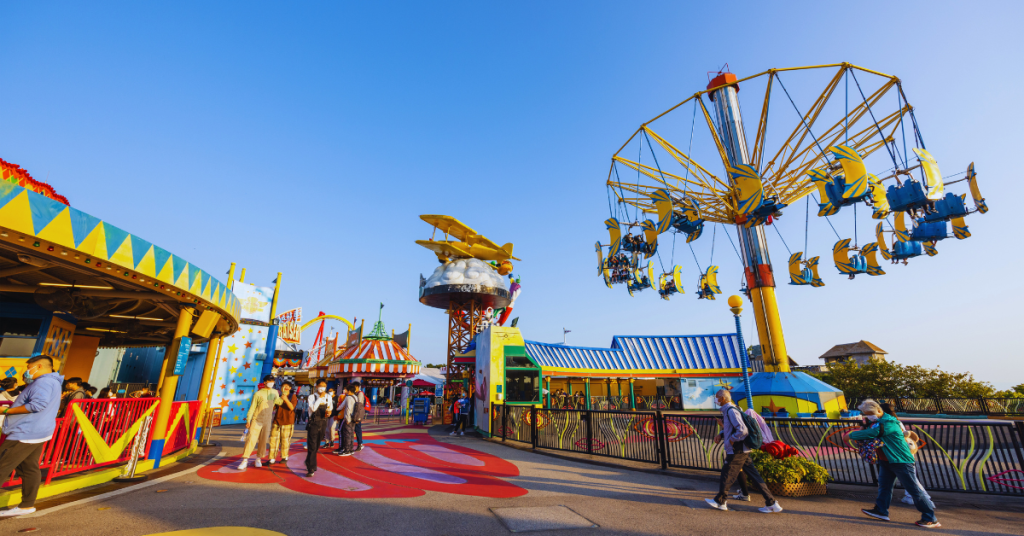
left=599, top=63, right=987, bottom=375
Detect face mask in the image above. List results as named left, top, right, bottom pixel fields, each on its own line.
left=318, top=387, right=326, bottom=393
left=23, top=368, right=36, bottom=384
left=865, top=414, right=879, bottom=421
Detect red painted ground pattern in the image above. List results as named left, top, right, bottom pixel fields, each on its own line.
left=198, top=428, right=526, bottom=499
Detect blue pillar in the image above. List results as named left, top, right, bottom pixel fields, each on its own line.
left=734, top=314, right=754, bottom=411
left=259, top=321, right=279, bottom=379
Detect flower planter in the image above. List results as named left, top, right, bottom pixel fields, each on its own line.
left=766, top=482, right=827, bottom=497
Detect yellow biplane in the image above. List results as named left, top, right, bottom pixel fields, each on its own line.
left=417, top=215, right=519, bottom=263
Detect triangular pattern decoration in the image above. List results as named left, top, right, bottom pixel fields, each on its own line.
left=36, top=206, right=75, bottom=248
left=130, top=235, right=153, bottom=272
left=28, top=193, right=67, bottom=235
left=68, top=206, right=103, bottom=248
left=0, top=191, right=35, bottom=235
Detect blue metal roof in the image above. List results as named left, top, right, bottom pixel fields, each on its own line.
left=523, top=334, right=742, bottom=372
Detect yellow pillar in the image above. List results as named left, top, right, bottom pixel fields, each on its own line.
left=749, top=287, right=790, bottom=372
left=149, top=305, right=194, bottom=466
left=196, top=336, right=223, bottom=422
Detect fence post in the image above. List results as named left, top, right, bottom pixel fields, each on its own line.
left=502, top=404, right=508, bottom=442
left=531, top=406, right=538, bottom=449
left=656, top=410, right=668, bottom=470
left=980, top=398, right=990, bottom=416
left=585, top=410, right=593, bottom=455
left=934, top=398, right=944, bottom=414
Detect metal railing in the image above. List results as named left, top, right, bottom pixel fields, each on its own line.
left=490, top=404, right=1024, bottom=496
left=845, top=397, right=1024, bottom=416
left=1, top=397, right=205, bottom=488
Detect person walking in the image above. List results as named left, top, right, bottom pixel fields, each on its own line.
left=304, top=380, right=332, bottom=477
left=352, top=382, right=366, bottom=451
left=268, top=382, right=298, bottom=465
left=450, top=391, right=469, bottom=436
left=0, top=356, right=63, bottom=517
left=58, top=376, right=87, bottom=417
left=704, top=390, right=782, bottom=513
left=879, top=402, right=931, bottom=506
left=849, top=399, right=939, bottom=528
left=335, top=384, right=358, bottom=456
left=237, top=375, right=280, bottom=470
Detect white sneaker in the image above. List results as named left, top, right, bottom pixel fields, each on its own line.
left=459, top=431, right=464, bottom=436
left=901, top=495, right=916, bottom=505
left=759, top=502, right=783, bottom=513
left=268, top=458, right=276, bottom=465
left=0, top=507, right=36, bottom=517
left=704, top=498, right=728, bottom=511
left=731, top=493, right=751, bottom=501
left=237, top=460, right=248, bottom=471
left=282, top=456, right=288, bottom=462
left=450, top=431, right=456, bottom=436
left=254, top=459, right=262, bottom=468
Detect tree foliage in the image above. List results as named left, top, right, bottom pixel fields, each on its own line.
left=810, top=358, right=1009, bottom=399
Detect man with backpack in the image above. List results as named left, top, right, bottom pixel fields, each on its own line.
left=335, top=384, right=359, bottom=456
left=705, top=389, right=783, bottom=513
left=352, top=382, right=367, bottom=452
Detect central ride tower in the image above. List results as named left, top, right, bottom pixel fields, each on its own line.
left=707, top=72, right=789, bottom=372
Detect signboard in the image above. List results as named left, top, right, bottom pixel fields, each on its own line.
left=172, top=336, right=192, bottom=376
left=208, top=322, right=271, bottom=425
left=234, top=281, right=274, bottom=323
left=278, top=308, right=302, bottom=344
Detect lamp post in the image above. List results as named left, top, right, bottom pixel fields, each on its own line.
left=728, top=295, right=754, bottom=411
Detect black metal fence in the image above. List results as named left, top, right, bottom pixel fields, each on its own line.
left=490, top=404, right=1024, bottom=496
left=845, top=397, right=1024, bottom=417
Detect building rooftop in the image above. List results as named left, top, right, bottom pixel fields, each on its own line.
left=818, top=340, right=887, bottom=361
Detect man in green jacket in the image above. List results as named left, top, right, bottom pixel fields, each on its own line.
left=848, top=399, right=940, bottom=529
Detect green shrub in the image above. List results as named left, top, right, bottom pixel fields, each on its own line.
left=749, top=449, right=830, bottom=485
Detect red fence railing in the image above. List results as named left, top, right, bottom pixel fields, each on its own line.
left=1, top=397, right=202, bottom=488
left=162, top=400, right=202, bottom=455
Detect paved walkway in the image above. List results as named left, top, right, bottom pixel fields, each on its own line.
left=3, top=423, right=1022, bottom=535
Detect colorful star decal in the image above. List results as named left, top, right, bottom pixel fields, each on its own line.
left=243, top=362, right=252, bottom=370
left=220, top=384, right=226, bottom=389
left=230, top=367, right=238, bottom=374
left=248, top=328, right=253, bottom=333
left=227, top=344, right=239, bottom=353
left=229, top=389, right=235, bottom=394
left=218, top=399, right=229, bottom=409
left=245, top=342, right=252, bottom=348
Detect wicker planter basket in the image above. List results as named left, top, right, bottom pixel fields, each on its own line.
left=766, top=482, right=827, bottom=497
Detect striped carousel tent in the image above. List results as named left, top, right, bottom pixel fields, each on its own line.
left=327, top=335, right=420, bottom=379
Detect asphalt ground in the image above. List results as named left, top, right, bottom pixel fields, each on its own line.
left=2, top=423, right=1022, bottom=536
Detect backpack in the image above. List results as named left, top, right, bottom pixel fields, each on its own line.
left=352, top=394, right=366, bottom=422
left=731, top=407, right=763, bottom=450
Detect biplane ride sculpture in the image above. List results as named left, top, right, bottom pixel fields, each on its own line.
left=417, top=215, right=523, bottom=393
left=595, top=63, right=987, bottom=382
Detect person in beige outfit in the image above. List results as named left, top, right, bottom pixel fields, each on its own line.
left=268, top=382, right=297, bottom=464
left=238, top=375, right=280, bottom=470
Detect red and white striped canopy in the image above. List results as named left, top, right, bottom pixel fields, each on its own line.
left=327, top=339, right=420, bottom=378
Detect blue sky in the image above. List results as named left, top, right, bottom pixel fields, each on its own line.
left=3, top=2, right=1021, bottom=388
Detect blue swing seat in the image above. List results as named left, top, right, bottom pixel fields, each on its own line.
left=911, top=221, right=948, bottom=242
left=887, top=180, right=929, bottom=212
left=892, top=240, right=924, bottom=260
left=922, top=192, right=968, bottom=223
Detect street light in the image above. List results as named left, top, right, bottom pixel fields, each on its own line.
left=728, top=295, right=754, bottom=411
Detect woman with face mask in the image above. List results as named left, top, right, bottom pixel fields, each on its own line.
left=236, top=375, right=280, bottom=471
left=848, top=399, right=940, bottom=528
left=304, top=380, right=333, bottom=477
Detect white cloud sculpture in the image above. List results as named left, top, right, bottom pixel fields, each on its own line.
left=424, top=258, right=507, bottom=290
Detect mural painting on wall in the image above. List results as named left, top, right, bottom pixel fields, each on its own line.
left=679, top=377, right=735, bottom=410
left=210, top=322, right=268, bottom=424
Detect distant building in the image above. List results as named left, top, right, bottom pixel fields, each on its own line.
left=817, top=340, right=887, bottom=366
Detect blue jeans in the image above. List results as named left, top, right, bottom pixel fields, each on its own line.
left=355, top=422, right=363, bottom=446
left=876, top=462, right=936, bottom=522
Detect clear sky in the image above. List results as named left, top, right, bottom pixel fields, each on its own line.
left=3, top=2, right=1021, bottom=388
